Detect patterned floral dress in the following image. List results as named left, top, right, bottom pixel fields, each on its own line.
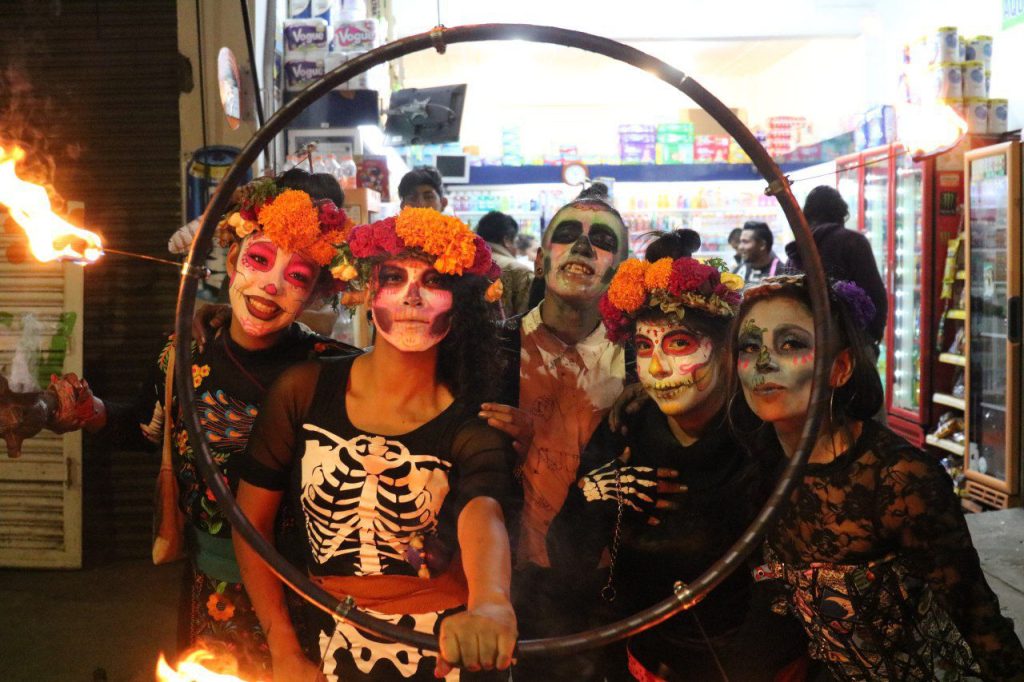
left=755, top=421, right=1024, bottom=681
left=100, top=324, right=358, bottom=680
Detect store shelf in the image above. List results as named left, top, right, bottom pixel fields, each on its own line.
left=926, top=435, right=965, bottom=456
left=457, top=210, right=541, bottom=216
left=465, top=161, right=817, bottom=186
left=621, top=207, right=779, bottom=214
left=946, top=309, right=966, bottom=320
left=933, top=393, right=966, bottom=410
left=938, top=353, right=966, bottom=366
left=980, top=401, right=1007, bottom=412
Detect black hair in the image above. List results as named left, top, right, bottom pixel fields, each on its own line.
left=742, top=220, right=773, bottom=250
left=728, top=227, right=743, bottom=244
left=398, top=166, right=446, bottom=200
left=514, top=233, right=536, bottom=253
left=803, top=185, right=849, bottom=226
left=475, top=211, right=519, bottom=245
left=277, top=167, right=345, bottom=207
left=546, top=182, right=628, bottom=258
left=643, top=228, right=701, bottom=262
left=435, top=273, right=503, bottom=406
left=729, top=278, right=883, bottom=428
left=637, top=229, right=730, bottom=347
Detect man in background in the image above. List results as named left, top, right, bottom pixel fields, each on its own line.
left=398, top=166, right=447, bottom=212
left=785, top=185, right=888, bottom=346
left=735, top=220, right=782, bottom=284
left=476, top=211, right=534, bottom=317
left=727, top=227, right=743, bottom=271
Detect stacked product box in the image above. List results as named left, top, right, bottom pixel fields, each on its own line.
left=693, top=135, right=730, bottom=163
left=618, top=125, right=656, bottom=164
left=902, top=27, right=1005, bottom=134
left=282, top=18, right=329, bottom=92
left=655, top=123, right=694, bottom=164
left=325, top=16, right=386, bottom=91
left=766, top=116, right=807, bottom=157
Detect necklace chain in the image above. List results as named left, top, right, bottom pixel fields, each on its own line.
left=601, top=464, right=625, bottom=602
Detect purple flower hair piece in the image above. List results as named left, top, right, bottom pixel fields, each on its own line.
left=832, top=280, right=876, bottom=329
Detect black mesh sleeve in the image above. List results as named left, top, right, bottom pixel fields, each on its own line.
left=240, top=360, right=321, bottom=491
left=448, top=417, right=516, bottom=520
left=879, top=451, right=1024, bottom=679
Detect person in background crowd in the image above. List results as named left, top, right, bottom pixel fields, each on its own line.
left=45, top=170, right=361, bottom=680
left=728, top=226, right=743, bottom=271
left=478, top=182, right=632, bottom=680
left=398, top=166, right=448, bottom=212
left=476, top=210, right=534, bottom=317
left=734, top=275, right=1024, bottom=681
left=735, top=220, right=782, bottom=285
left=515, top=233, right=538, bottom=268
left=784, top=185, right=887, bottom=347
left=235, top=207, right=516, bottom=681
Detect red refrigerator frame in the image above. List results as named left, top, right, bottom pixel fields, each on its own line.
left=833, top=138, right=1000, bottom=448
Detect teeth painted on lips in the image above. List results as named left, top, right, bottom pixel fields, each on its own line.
left=561, top=261, right=595, bottom=276
left=647, top=378, right=691, bottom=391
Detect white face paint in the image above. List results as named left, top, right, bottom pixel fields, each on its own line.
left=543, top=205, right=626, bottom=303
left=228, top=233, right=320, bottom=341
left=736, top=298, right=816, bottom=427
left=635, top=318, right=718, bottom=418
left=371, top=257, right=453, bottom=353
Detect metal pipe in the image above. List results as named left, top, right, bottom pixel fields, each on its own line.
left=175, top=22, right=832, bottom=657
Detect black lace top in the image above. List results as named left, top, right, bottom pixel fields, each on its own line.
left=761, top=420, right=1024, bottom=680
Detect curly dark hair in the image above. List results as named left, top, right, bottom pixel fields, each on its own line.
left=435, top=273, right=503, bottom=407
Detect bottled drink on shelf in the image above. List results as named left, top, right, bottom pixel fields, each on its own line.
left=338, top=154, right=357, bottom=190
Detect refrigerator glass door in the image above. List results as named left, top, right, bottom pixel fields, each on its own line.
left=966, top=147, right=1015, bottom=488
left=836, top=162, right=860, bottom=231
left=863, top=151, right=891, bottom=382
left=891, top=155, right=924, bottom=413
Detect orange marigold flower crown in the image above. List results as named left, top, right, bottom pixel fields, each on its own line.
left=329, top=206, right=504, bottom=307
left=215, top=177, right=355, bottom=269
left=600, top=256, right=744, bottom=343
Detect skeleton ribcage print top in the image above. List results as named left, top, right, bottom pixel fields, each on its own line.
left=759, top=420, right=1024, bottom=681
left=243, top=356, right=514, bottom=579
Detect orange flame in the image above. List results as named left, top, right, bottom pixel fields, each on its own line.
left=0, top=145, right=103, bottom=263
left=155, top=649, right=255, bottom=682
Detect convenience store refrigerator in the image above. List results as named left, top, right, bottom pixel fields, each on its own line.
left=961, top=140, right=1021, bottom=509
left=832, top=139, right=997, bottom=448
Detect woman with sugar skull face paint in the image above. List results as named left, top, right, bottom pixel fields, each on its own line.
left=42, top=169, right=361, bottom=679
left=733, top=275, right=1024, bottom=681
left=235, top=207, right=518, bottom=681
left=546, top=231, right=806, bottom=681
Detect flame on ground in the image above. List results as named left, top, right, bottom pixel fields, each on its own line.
left=155, top=649, right=254, bottom=682
left=0, top=145, right=103, bottom=263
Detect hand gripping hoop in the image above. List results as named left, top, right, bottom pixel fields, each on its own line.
left=175, top=23, right=832, bottom=658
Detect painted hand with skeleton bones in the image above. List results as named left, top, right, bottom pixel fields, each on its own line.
left=579, top=447, right=685, bottom=526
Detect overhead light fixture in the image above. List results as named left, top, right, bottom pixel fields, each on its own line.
left=896, top=102, right=968, bottom=161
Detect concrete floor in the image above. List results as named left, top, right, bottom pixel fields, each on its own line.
left=1, top=510, right=1022, bottom=681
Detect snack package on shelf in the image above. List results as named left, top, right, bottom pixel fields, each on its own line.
left=932, top=410, right=964, bottom=442
left=951, top=368, right=966, bottom=399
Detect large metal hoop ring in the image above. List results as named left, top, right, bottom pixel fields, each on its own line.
left=176, top=23, right=832, bottom=657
